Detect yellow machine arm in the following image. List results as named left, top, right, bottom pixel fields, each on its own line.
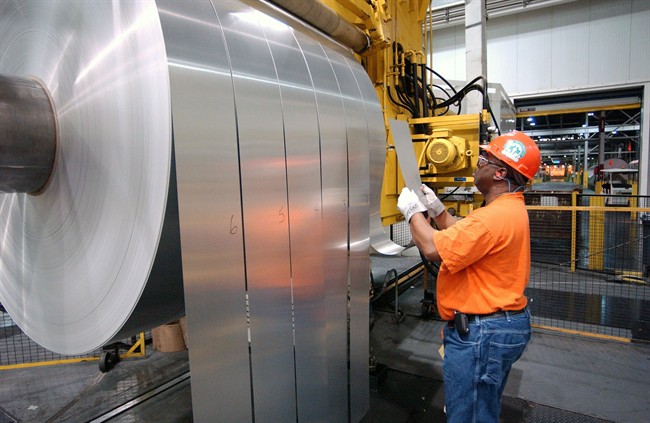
left=322, top=0, right=489, bottom=223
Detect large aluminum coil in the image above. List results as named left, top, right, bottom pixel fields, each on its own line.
left=0, top=0, right=183, bottom=355
left=0, top=0, right=387, bottom=420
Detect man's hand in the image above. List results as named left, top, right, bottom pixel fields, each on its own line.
left=397, top=187, right=427, bottom=223
left=420, top=184, right=446, bottom=217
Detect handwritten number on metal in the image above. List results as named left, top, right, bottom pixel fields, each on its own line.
left=229, top=215, right=238, bottom=234
left=279, top=206, right=285, bottom=223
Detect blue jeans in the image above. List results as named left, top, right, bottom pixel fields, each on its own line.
left=442, top=308, right=531, bottom=423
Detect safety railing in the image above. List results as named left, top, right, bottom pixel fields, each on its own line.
left=0, top=310, right=147, bottom=371
left=525, top=193, right=650, bottom=341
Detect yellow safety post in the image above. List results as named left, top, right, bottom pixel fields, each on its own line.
left=571, top=191, right=577, bottom=272
left=121, top=332, right=147, bottom=359
left=588, top=196, right=605, bottom=271
left=630, top=184, right=638, bottom=221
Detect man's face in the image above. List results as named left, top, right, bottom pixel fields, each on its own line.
left=473, top=151, right=505, bottom=194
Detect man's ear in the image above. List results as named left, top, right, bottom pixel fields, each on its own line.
left=494, top=168, right=507, bottom=181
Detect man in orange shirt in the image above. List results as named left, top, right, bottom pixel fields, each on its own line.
left=397, top=131, right=541, bottom=423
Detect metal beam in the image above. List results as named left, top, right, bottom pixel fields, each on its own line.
left=525, top=124, right=639, bottom=138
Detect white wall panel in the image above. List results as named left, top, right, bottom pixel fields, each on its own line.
left=550, top=1, right=590, bottom=91
left=432, top=25, right=465, bottom=81
left=515, top=10, right=553, bottom=94
left=431, top=0, right=650, bottom=97
left=486, top=16, right=517, bottom=93
left=454, top=25, right=467, bottom=79
left=629, top=2, right=650, bottom=81
left=588, top=0, right=632, bottom=85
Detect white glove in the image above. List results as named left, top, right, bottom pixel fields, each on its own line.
left=420, top=184, right=446, bottom=217
left=397, top=187, right=427, bottom=223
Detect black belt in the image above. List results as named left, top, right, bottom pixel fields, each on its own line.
left=447, top=307, right=527, bottom=327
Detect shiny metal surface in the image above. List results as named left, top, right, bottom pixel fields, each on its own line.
left=0, top=0, right=177, bottom=354
left=369, top=119, right=427, bottom=257
left=358, top=63, right=398, bottom=256
left=392, top=118, right=423, bottom=192
left=266, top=23, right=329, bottom=423
left=215, top=2, right=297, bottom=421
left=347, top=56, right=376, bottom=423
left=300, top=42, right=351, bottom=422
left=2, top=0, right=381, bottom=420
left=328, top=49, right=371, bottom=422
left=0, top=74, right=57, bottom=193
left=370, top=223, right=406, bottom=254
left=157, top=1, right=253, bottom=421
left=369, top=125, right=403, bottom=255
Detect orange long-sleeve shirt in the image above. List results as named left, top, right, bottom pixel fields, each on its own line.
left=432, top=192, right=530, bottom=321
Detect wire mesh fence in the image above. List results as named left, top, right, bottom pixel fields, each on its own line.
left=1, top=308, right=149, bottom=369
left=525, top=193, right=650, bottom=340
left=390, top=220, right=412, bottom=248
left=0, top=310, right=103, bottom=368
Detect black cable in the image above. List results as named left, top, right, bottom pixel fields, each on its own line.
left=430, top=83, right=454, bottom=112
left=431, top=83, right=452, bottom=99
left=412, top=62, right=420, bottom=118
left=439, top=80, right=485, bottom=108
left=423, top=64, right=459, bottom=97
left=422, top=87, right=433, bottom=118
left=409, top=72, right=439, bottom=118
left=433, top=96, right=451, bottom=115
left=488, top=107, right=502, bottom=135
left=398, top=69, right=436, bottom=124
left=419, top=250, right=440, bottom=280
left=394, top=73, right=417, bottom=111
left=399, top=71, right=420, bottom=113
left=395, top=83, right=417, bottom=113
left=436, top=83, right=483, bottom=109
left=387, top=85, right=415, bottom=115
left=439, top=186, right=460, bottom=201
left=415, top=65, right=503, bottom=138
left=424, top=69, right=457, bottom=114
left=434, top=76, right=485, bottom=109
left=399, top=72, right=429, bottom=132
left=391, top=60, right=501, bottom=135
left=479, top=87, right=502, bottom=136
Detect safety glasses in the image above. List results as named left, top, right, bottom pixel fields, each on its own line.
left=477, top=151, right=504, bottom=168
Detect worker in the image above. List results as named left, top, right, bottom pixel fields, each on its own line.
left=397, top=130, right=541, bottom=423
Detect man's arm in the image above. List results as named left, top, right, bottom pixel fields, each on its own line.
left=420, top=184, right=459, bottom=230
left=432, top=210, right=459, bottom=230
left=409, top=213, right=441, bottom=262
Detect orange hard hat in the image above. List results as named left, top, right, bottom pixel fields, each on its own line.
left=479, top=130, right=541, bottom=180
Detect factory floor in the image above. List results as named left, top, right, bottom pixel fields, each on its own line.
left=1, top=279, right=649, bottom=422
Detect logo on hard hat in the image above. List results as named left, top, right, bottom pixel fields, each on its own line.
left=501, top=140, right=526, bottom=163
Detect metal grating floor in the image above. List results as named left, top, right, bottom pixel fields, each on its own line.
left=526, top=404, right=612, bottom=423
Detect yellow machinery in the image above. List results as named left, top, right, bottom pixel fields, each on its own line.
left=321, top=0, right=490, bottom=223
